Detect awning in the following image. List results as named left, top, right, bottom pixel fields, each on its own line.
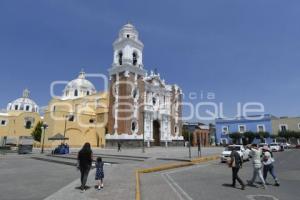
left=48, top=133, right=69, bottom=141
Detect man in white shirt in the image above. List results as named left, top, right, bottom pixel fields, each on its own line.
left=247, top=144, right=266, bottom=189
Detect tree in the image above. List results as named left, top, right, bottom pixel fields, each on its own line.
left=31, top=121, right=43, bottom=142
left=182, top=130, right=192, bottom=142
left=229, top=132, right=242, bottom=144
left=243, top=131, right=255, bottom=144
left=257, top=132, right=270, bottom=143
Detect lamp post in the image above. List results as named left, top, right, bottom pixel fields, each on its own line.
left=198, top=135, right=202, bottom=157
left=41, top=123, right=48, bottom=154
left=188, top=131, right=191, bottom=159
left=142, top=111, right=145, bottom=153
left=63, top=114, right=68, bottom=143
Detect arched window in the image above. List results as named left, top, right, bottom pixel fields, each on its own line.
left=132, top=88, right=139, bottom=99
left=131, top=121, right=137, bottom=133
left=74, top=89, right=78, bottom=97
left=118, top=51, right=123, bottom=65
left=25, top=105, right=30, bottom=111
left=133, top=52, right=137, bottom=66
left=14, top=105, right=19, bottom=110
left=87, top=91, right=90, bottom=95
left=25, top=121, right=32, bottom=129
left=152, top=97, right=157, bottom=106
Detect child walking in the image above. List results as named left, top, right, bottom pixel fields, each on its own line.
left=95, top=157, right=104, bottom=190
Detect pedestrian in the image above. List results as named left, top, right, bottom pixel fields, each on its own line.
left=228, top=150, right=245, bottom=190
left=95, top=157, right=104, bottom=190
left=247, top=144, right=266, bottom=189
left=77, top=142, right=93, bottom=192
left=262, top=147, right=280, bottom=186
left=117, top=141, right=121, bottom=152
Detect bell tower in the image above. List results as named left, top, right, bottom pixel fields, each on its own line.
left=107, top=23, right=146, bottom=144
left=112, top=23, right=144, bottom=67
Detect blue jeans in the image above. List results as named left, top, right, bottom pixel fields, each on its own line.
left=263, top=164, right=278, bottom=181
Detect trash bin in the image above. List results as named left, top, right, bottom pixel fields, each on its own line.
left=18, top=136, right=33, bottom=154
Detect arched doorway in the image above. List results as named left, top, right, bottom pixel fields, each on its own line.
left=153, top=120, right=160, bottom=146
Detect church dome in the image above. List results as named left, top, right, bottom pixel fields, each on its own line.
left=62, top=70, right=96, bottom=100
left=7, top=89, right=39, bottom=113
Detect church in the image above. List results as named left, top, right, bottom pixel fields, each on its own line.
left=0, top=23, right=183, bottom=148
left=106, top=23, right=183, bottom=147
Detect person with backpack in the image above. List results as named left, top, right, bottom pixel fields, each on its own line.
left=262, top=146, right=280, bottom=186
left=228, top=150, right=246, bottom=190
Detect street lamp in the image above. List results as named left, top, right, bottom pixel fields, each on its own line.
left=188, top=131, right=191, bottom=159
left=142, top=111, right=145, bottom=153
left=63, top=114, right=68, bottom=143
left=41, top=123, right=48, bottom=154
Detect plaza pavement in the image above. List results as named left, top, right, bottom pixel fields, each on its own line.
left=0, top=147, right=223, bottom=200
left=0, top=154, right=78, bottom=200
left=42, top=146, right=223, bottom=200
left=140, top=149, right=300, bottom=200
left=5, top=147, right=298, bottom=200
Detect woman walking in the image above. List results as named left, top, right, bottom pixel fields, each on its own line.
left=262, top=147, right=280, bottom=186
left=78, top=142, right=93, bottom=191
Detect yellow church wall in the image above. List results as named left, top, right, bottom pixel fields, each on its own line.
left=0, top=111, right=41, bottom=144
left=42, top=92, right=108, bottom=148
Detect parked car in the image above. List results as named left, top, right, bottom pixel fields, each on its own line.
left=221, top=145, right=249, bottom=162
left=258, top=143, right=269, bottom=149
left=281, top=143, right=291, bottom=149
left=269, top=143, right=281, bottom=152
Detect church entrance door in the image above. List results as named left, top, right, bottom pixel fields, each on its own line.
left=153, top=120, right=160, bottom=146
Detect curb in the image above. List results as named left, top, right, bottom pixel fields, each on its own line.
left=135, top=155, right=219, bottom=200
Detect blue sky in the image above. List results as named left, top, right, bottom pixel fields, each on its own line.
left=0, top=0, right=300, bottom=120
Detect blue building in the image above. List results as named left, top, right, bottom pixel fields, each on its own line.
left=215, top=114, right=274, bottom=145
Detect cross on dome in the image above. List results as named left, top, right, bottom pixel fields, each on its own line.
left=78, top=69, right=86, bottom=79
left=22, top=88, right=30, bottom=98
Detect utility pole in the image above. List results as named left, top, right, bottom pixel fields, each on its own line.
left=188, top=131, right=191, bottom=159
left=41, top=123, right=48, bottom=154
left=63, top=114, right=68, bottom=142
left=142, top=111, right=145, bottom=153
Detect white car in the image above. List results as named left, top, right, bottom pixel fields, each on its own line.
left=221, top=145, right=249, bottom=162
left=281, top=143, right=291, bottom=149
left=258, top=143, right=269, bottom=149
left=269, top=143, right=281, bottom=152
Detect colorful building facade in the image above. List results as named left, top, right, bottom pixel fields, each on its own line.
left=215, top=114, right=274, bottom=145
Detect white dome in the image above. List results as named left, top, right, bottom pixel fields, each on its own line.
left=62, top=70, right=96, bottom=100
left=7, top=89, right=39, bottom=113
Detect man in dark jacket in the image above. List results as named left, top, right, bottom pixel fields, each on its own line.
left=229, top=150, right=245, bottom=190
